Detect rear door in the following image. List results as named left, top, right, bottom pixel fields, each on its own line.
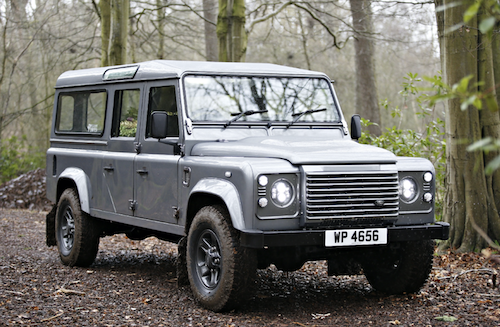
left=133, top=80, right=181, bottom=223
left=102, top=85, right=142, bottom=215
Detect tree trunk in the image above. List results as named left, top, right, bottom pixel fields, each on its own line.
left=109, top=0, right=129, bottom=65
left=439, top=0, right=500, bottom=251
left=100, top=0, right=111, bottom=67
left=100, top=0, right=128, bottom=66
left=349, top=0, right=380, bottom=136
left=156, top=0, right=165, bottom=59
left=217, top=0, right=246, bottom=62
left=203, top=0, right=218, bottom=61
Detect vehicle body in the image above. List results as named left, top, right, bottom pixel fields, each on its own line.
left=46, top=60, right=449, bottom=311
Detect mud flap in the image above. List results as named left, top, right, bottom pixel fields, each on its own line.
left=46, top=205, right=57, bottom=246
left=176, top=236, right=189, bottom=286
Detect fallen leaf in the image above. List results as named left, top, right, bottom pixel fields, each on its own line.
left=312, top=313, right=331, bottom=320
left=435, top=316, right=458, bottom=322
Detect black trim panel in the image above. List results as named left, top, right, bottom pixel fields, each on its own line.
left=240, top=222, right=450, bottom=248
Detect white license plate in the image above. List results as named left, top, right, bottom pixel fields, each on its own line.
left=325, top=228, right=387, bottom=247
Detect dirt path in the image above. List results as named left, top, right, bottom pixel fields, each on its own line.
left=1, top=209, right=499, bottom=326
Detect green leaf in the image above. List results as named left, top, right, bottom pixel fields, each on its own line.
left=486, top=154, right=500, bottom=175
left=454, top=75, right=473, bottom=93
left=479, top=17, right=496, bottom=34
left=435, top=316, right=458, bottom=322
left=485, top=95, right=499, bottom=111
left=467, top=137, right=493, bottom=152
left=435, top=1, right=463, bottom=13
left=464, top=2, right=480, bottom=23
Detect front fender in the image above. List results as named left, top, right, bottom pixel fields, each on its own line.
left=190, top=178, right=245, bottom=231
left=58, top=167, right=91, bottom=214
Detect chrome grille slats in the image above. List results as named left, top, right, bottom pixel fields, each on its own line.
left=305, top=169, right=399, bottom=220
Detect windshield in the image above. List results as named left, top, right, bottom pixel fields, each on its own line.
left=183, top=75, right=340, bottom=124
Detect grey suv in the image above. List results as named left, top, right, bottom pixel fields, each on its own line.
left=46, top=60, right=449, bottom=311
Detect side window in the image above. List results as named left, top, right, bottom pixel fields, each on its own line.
left=112, top=89, right=140, bottom=137
left=56, top=91, right=106, bottom=134
left=146, top=85, right=179, bottom=138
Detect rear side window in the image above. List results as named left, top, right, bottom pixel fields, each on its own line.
left=56, top=91, right=107, bottom=134
left=111, top=89, right=140, bottom=137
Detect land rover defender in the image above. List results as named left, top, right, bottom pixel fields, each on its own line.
left=46, top=60, right=449, bottom=311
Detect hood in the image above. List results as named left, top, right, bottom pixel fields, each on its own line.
left=190, top=137, right=396, bottom=165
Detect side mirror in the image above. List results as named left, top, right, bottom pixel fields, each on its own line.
left=350, top=114, right=362, bottom=140
left=151, top=111, right=169, bottom=139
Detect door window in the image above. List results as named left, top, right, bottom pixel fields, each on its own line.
left=111, top=89, right=140, bottom=137
left=146, top=85, right=179, bottom=138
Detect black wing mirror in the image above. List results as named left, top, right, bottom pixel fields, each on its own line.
left=151, top=111, right=169, bottom=139
left=350, top=114, right=361, bottom=141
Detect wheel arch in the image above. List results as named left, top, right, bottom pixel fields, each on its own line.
left=56, top=168, right=92, bottom=214
left=186, top=178, right=246, bottom=234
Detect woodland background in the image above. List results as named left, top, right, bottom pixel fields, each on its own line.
left=1, top=0, right=499, bottom=252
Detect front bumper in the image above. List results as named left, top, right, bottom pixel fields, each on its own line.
left=240, top=222, right=450, bottom=248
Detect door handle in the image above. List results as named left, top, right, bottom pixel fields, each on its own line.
left=136, top=169, right=148, bottom=175
left=104, top=166, right=114, bottom=171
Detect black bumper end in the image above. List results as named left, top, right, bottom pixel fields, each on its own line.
left=240, top=222, right=450, bottom=248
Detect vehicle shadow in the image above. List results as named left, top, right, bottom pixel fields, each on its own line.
left=89, top=237, right=400, bottom=316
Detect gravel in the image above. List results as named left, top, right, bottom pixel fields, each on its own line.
left=1, top=209, right=499, bottom=326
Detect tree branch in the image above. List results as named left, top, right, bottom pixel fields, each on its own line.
left=248, top=1, right=295, bottom=34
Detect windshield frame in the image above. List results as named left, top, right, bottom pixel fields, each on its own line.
left=181, top=73, right=343, bottom=128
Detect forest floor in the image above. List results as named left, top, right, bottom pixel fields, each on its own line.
left=0, top=170, right=499, bottom=326
left=1, top=209, right=499, bottom=327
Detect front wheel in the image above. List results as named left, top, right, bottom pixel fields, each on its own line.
left=55, top=188, right=100, bottom=267
left=362, top=240, right=434, bottom=294
left=186, top=205, right=256, bottom=312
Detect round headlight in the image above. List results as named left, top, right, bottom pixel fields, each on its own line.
left=423, top=172, right=433, bottom=183
left=271, top=179, right=294, bottom=207
left=399, top=177, right=418, bottom=203
left=258, top=175, right=269, bottom=186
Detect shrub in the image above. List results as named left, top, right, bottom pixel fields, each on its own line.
left=0, top=136, right=45, bottom=184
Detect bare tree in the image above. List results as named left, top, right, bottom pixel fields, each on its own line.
left=217, top=0, right=247, bottom=62
left=100, top=0, right=129, bottom=66
left=203, top=0, right=218, bottom=61
left=349, top=0, right=380, bottom=136
left=437, top=0, right=500, bottom=251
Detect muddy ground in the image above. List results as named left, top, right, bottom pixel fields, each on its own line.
left=0, top=209, right=499, bottom=326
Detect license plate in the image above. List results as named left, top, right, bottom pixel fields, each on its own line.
left=325, top=228, right=387, bottom=247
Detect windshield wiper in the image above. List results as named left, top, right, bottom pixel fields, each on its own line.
left=287, top=108, right=327, bottom=128
left=224, top=109, right=268, bottom=127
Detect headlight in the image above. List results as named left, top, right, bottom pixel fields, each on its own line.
left=423, top=172, right=433, bottom=182
left=399, top=177, right=418, bottom=203
left=271, top=179, right=294, bottom=207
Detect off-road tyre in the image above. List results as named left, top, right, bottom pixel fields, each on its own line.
left=55, top=188, right=100, bottom=267
left=362, top=240, right=434, bottom=294
left=186, top=205, right=257, bottom=312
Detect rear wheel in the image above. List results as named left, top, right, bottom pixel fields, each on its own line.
left=186, top=205, right=256, bottom=312
left=362, top=240, right=434, bottom=294
left=55, top=188, right=100, bottom=267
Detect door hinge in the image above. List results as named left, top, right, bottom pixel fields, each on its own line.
left=134, top=142, right=142, bottom=154
left=129, top=200, right=137, bottom=211
left=173, top=206, right=180, bottom=220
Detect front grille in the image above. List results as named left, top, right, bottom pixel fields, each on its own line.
left=305, top=170, right=399, bottom=220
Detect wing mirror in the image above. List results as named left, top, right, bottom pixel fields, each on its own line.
left=350, top=114, right=361, bottom=141
left=151, top=111, right=169, bottom=139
